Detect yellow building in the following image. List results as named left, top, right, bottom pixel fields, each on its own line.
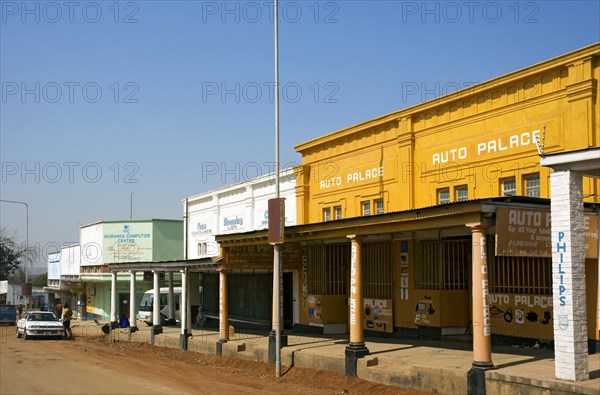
left=216, top=44, right=600, bottom=354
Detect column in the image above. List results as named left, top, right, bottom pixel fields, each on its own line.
left=129, top=271, right=136, bottom=330
left=168, top=272, right=175, bottom=325
left=468, top=222, right=493, bottom=367
left=466, top=222, right=493, bottom=395
left=550, top=170, right=589, bottom=381
left=180, top=269, right=188, bottom=350
left=345, top=235, right=369, bottom=376
left=216, top=268, right=229, bottom=355
left=110, top=272, right=117, bottom=323
left=151, top=270, right=162, bottom=343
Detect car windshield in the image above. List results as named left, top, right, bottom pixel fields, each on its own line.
left=28, top=313, right=57, bottom=321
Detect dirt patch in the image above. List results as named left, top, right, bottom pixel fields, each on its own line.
left=80, top=338, right=432, bottom=394
left=1, top=330, right=433, bottom=395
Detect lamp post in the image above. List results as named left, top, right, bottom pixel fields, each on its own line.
left=272, top=0, right=282, bottom=378
left=0, top=199, right=29, bottom=282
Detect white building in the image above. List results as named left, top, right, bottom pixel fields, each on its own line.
left=184, top=168, right=297, bottom=259
left=182, top=168, right=298, bottom=329
left=45, top=244, right=84, bottom=317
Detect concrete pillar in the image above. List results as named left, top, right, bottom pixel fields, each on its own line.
left=151, top=271, right=162, bottom=343
left=216, top=268, right=229, bottom=355
left=129, top=271, right=136, bottom=330
left=110, top=272, right=117, bottom=323
left=345, top=235, right=369, bottom=376
left=167, top=272, right=175, bottom=325
left=467, top=222, right=493, bottom=369
left=550, top=170, right=589, bottom=381
left=180, top=269, right=188, bottom=350
left=466, top=222, right=493, bottom=395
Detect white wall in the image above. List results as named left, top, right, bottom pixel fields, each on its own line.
left=185, top=168, right=296, bottom=259
left=60, top=244, right=81, bottom=276
left=80, top=223, right=103, bottom=266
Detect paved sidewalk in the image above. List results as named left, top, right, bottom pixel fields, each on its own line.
left=72, top=320, right=600, bottom=394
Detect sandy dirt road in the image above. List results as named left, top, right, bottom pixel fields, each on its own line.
left=0, top=326, right=430, bottom=395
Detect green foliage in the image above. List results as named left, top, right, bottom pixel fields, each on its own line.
left=1, top=234, right=23, bottom=281
left=32, top=272, right=48, bottom=287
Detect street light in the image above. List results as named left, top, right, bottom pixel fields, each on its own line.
left=0, top=199, right=29, bottom=282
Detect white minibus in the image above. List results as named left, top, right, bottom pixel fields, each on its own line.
left=139, top=287, right=181, bottom=325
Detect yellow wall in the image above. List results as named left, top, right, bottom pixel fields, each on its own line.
left=294, top=44, right=600, bottom=338
left=295, top=44, right=600, bottom=223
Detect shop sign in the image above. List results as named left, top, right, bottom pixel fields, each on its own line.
left=225, top=243, right=302, bottom=267
left=431, top=129, right=541, bottom=165
left=191, top=222, right=212, bottom=236
left=319, top=166, right=383, bottom=190
left=103, top=223, right=153, bottom=263
left=496, top=207, right=598, bottom=258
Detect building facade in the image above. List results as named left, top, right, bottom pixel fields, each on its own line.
left=216, top=44, right=600, bottom=352
left=79, top=219, right=183, bottom=320
left=184, top=168, right=296, bottom=259
left=184, top=169, right=297, bottom=328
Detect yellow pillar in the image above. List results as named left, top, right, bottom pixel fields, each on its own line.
left=467, top=222, right=493, bottom=368
left=345, top=235, right=369, bottom=376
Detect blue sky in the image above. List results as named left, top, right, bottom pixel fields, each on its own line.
left=1, top=0, right=599, bottom=270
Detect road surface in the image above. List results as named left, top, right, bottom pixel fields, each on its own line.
left=0, top=326, right=430, bottom=395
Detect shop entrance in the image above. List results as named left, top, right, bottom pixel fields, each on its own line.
left=119, top=293, right=130, bottom=319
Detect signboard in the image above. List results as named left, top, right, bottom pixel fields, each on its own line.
left=489, top=292, right=553, bottom=340
left=102, top=222, right=153, bottom=263
left=363, top=298, right=393, bottom=333
left=268, top=198, right=285, bottom=244
left=496, top=208, right=598, bottom=258
left=48, top=252, right=61, bottom=280
left=225, top=243, right=302, bottom=268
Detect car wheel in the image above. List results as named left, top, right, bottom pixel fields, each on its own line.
left=16, top=328, right=21, bottom=339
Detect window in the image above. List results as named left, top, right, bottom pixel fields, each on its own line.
left=524, top=174, right=540, bottom=197
left=489, top=236, right=551, bottom=295
left=455, top=185, right=468, bottom=201
left=198, top=242, right=207, bottom=257
left=334, top=206, right=343, bottom=220
left=374, top=199, right=384, bottom=214
left=437, top=188, right=450, bottom=204
left=323, top=207, right=331, bottom=221
left=501, top=178, right=516, bottom=196
left=363, top=241, right=393, bottom=299
left=361, top=201, right=371, bottom=215
left=415, top=239, right=470, bottom=290
left=306, top=243, right=348, bottom=295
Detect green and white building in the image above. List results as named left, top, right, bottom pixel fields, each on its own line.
left=79, top=219, right=183, bottom=320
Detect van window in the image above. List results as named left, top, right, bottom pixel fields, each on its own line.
left=140, top=294, right=153, bottom=311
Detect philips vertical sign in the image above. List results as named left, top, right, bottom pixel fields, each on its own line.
left=557, top=231, right=567, bottom=307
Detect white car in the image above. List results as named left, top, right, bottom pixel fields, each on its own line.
left=16, top=311, right=64, bottom=340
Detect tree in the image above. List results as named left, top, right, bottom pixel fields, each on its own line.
left=1, top=233, right=23, bottom=281
left=32, top=272, right=48, bottom=287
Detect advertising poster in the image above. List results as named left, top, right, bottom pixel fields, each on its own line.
left=364, top=298, right=393, bottom=333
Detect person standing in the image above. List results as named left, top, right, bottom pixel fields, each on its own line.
left=62, top=303, right=73, bottom=339
left=55, top=302, right=62, bottom=317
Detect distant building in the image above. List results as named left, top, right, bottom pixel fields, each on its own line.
left=79, top=219, right=183, bottom=320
